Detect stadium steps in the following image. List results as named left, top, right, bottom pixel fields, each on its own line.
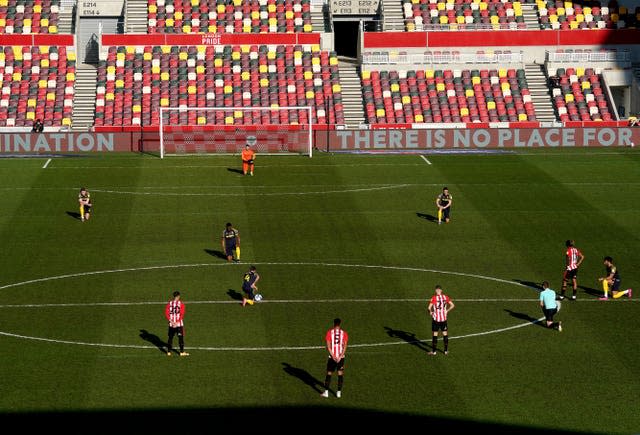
left=71, top=66, right=98, bottom=131
left=124, top=0, right=148, bottom=33
left=521, top=3, right=540, bottom=29
left=524, top=63, right=558, bottom=123
left=381, top=0, right=404, bottom=31
left=310, top=3, right=328, bottom=32
left=58, top=1, right=75, bottom=34
left=338, top=59, right=366, bottom=127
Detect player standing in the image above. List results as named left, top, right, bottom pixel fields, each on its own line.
left=427, top=284, right=455, bottom=355
left=435, top=187, right=452, bottom=224
left=241, top=265, right=260, bottom=307
left=560, top=240, right=584, bottom=301
left=78, top=187, right=92, bottom=222
left=241, top=137, right=256, bottom=176
left=321, top=318, right=348, bottom=398
left=165, top=291, right=189, bottom=356
left=221, top=222, right=240, bottom=262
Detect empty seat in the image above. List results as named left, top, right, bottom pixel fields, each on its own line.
left=95, top=44, right=344, bottom=127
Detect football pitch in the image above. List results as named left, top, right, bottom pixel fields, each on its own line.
left=0, top=148, right=638, bottom=433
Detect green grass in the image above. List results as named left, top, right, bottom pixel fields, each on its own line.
left=0, top=149, right=638, bottom=433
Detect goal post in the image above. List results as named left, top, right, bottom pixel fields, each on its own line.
left=158, top=106, right=313, bottom=158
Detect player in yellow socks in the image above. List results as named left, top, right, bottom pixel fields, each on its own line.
left=435, top=187, right=452, bottom=225
left=78, top=187, right=92, bottom=222
left=241, top=265, right=260, bottom=307
left=221, top=222, right=240, bottom=263
left=598, top=256, right=632, bottom=300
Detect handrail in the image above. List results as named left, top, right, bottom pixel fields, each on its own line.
left=362, top=50, right=525, bottom=66
left=546, top=49, right=630, bottom=63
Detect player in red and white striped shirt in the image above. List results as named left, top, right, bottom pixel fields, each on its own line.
left=321, top=318, right=349, bottom=398
left=427, top=285, right=455, bottom=356
left=165, top=291, right=189, bottom=356
left=560, top=239, right=585, bottom=301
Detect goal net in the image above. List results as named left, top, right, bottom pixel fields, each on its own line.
left=158, top=106, right=313, bottom=158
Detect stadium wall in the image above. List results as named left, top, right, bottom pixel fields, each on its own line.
left=0, top=34, right=75, bottom=46
left=362, top=29, right=640, bottom=48
left=316, top=126, right=638, bottom=151
left=101, top=33, right=321, bottom=47
left=362, top=29, right=640, bottom=62
left=0, top=127, right=637, bottom=154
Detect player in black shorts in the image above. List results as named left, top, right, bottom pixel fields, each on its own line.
left=221, top=222, right=240, bottom=262
left=435, top=187, right=452, bottom=224
left=78, top=187, right=92, bottom=222
left=598, top=256, right=632, bottom=300
left=241, top=265, right=260, bottom=307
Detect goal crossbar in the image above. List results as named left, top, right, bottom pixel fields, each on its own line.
left=159, top=106, right=313, bottom=158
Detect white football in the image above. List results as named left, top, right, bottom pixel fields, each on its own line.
left=254, top=293, right=263, bottom=302
left=556, top=300, right=561, bottom=312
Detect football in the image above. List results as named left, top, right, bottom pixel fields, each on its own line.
left=556, top=300, right=561, bottom=312
left=254, top=293, right=263, bottom=302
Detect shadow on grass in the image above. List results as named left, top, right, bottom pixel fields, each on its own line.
left=416, top=212, right=438, bottom=223
left=282, top=362, right=324, bottom=393
left=227, top=289, right=243, bottom=301
left=204, top=249, right=227, bottom=260
left=1, top=407, right=599, bottom=433
left=504, top=309, right=546, bottom=328
left=139, top=329, right=168, bottom=353
left=384, top=326, right=431, bottom=353
left=66, top=211, right=82, bottom=220
left=227, top=167, right=244, bottom=174
left=579, top=285, right=602, bottom=298
left=513, top=279, right=543, bottom=292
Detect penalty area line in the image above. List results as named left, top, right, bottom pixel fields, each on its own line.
left=42, top=158, right=51, bottom=169
left=420, top=155, right=432, bottom=165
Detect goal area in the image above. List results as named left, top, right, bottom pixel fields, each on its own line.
left=158, top=106, right=313, bottom=158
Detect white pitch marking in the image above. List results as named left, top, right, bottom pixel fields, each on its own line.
left=0, top=297, right=542, bottom=308
left=420, top=155, right=432, bottom=165
left=0, top=261, right=530, bottom=291
left=0, top=261, right=552, bottom=352
left=0, top=317, right=546, bottom=352
left=42, top=158, right=51, bottom=169
left=89, top=184, right=410, bottom=196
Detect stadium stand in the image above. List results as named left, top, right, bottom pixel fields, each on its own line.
left=361, top=66, right=535, bottom=123
left=0, top=0, right=60, bottom=34
left=0, top=44, right=75, bottom=127
left=94, top=43, right=344, bottom=126
left=0, top=0, right=631, bottom=134
left=534, top=0, right=640, bottom=30
left=550, top=66, right=613, bottom=121
left=147, top=0, right=314, bottom=33
left=402, top=0, right=527, bottom=32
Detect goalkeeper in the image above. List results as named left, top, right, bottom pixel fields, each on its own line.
left=241, top=137, right=256, bottom=176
